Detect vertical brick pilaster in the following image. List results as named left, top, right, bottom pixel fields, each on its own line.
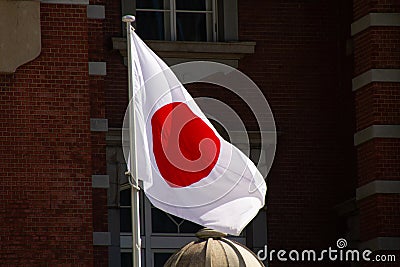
left=352, top=1, right=400, bottom=266
left=88, top=1, right=109, bottom=266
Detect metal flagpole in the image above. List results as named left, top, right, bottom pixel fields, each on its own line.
left=122, top=15, right=141, bottom=267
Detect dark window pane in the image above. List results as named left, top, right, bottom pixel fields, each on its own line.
left=121, top=252, right=132, bottom=267
left=154, top=253, right=174, bottom=267
left=151, top=208, right=177, bottom=233
left=136, top=11, right=165, bottom=40
left=120, top=208, right=132, bottom=232
left=176, top=0, right=206, bottom=11
left=120, top=189, right=131, bottom=206
left=176, top=13, right=206, bottom=41
left=179, top=220, right=202, bottom=233
left=137, top=0, right=164, bottom=9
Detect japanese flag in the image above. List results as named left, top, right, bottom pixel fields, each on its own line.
left=125, top=28, right=266, bottom=236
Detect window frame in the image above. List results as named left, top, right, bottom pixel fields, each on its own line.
left=134, top=0, right=217, bottom=41
left=122, top=0, right=242, bottom=42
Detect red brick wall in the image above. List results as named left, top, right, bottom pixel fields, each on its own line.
left=358, top=194, right=400, bottom=267
left=355, top=83, right=400, bottom=130
left=353, top=28, right=400, bottom=76
left=353, top=0, right=400, bottom=20
left=357, top=139, right=400, bottom=185
left=358, top=194, right=400, bottom=240
left=238, top=0, right=356, bottom=263
left=0, top=4, right=93, bottom=266
left=104, top=0, right=129, bottom=128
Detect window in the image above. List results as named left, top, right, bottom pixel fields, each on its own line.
left=135, top=0, right=217, bottom=41
left=119, top=187, right=204, bottom=267
left=122, top=0, right=239, bottom=42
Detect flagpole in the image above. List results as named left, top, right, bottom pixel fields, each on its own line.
left=122, top=15, right=141, bottom=267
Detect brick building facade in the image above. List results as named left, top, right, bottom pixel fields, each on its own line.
left=0, top=0, right=398, bottom=266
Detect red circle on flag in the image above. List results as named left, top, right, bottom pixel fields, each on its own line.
left=151, top=102, right=221, bottom=187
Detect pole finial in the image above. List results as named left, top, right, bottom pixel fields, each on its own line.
left=122, top=15, right=136, bottom=23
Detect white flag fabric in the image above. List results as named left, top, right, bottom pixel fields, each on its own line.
left=126, top=28, right=266, bottom=236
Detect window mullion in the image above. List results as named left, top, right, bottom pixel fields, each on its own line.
left=170, top=0, right=176, bottom=41
left=144, top=196, right=153, bottom=266
left=212, top=0, right=217, bottom=41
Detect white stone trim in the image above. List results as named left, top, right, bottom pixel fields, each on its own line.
left=356, top=180, right=400, bottom=200
left=89, top=62, right=107, bottom=76
left=87, top=5, right=105, bottom=19
left=120, top=234, right=147, bottom=249
left=92, top=175, right=110, bottom=188
left=41, top=0, right=89, bottom=5
left=90, top=118, right=108, bottom=132
left=352, top=69, right=400, bottom=91
left=93, top=232, right=111, bottom=246
left=359, top=237, right=400, bottom=251
left=354, top=125, right=400, bottom=146
left=351, top=13, right=400, bottom=36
